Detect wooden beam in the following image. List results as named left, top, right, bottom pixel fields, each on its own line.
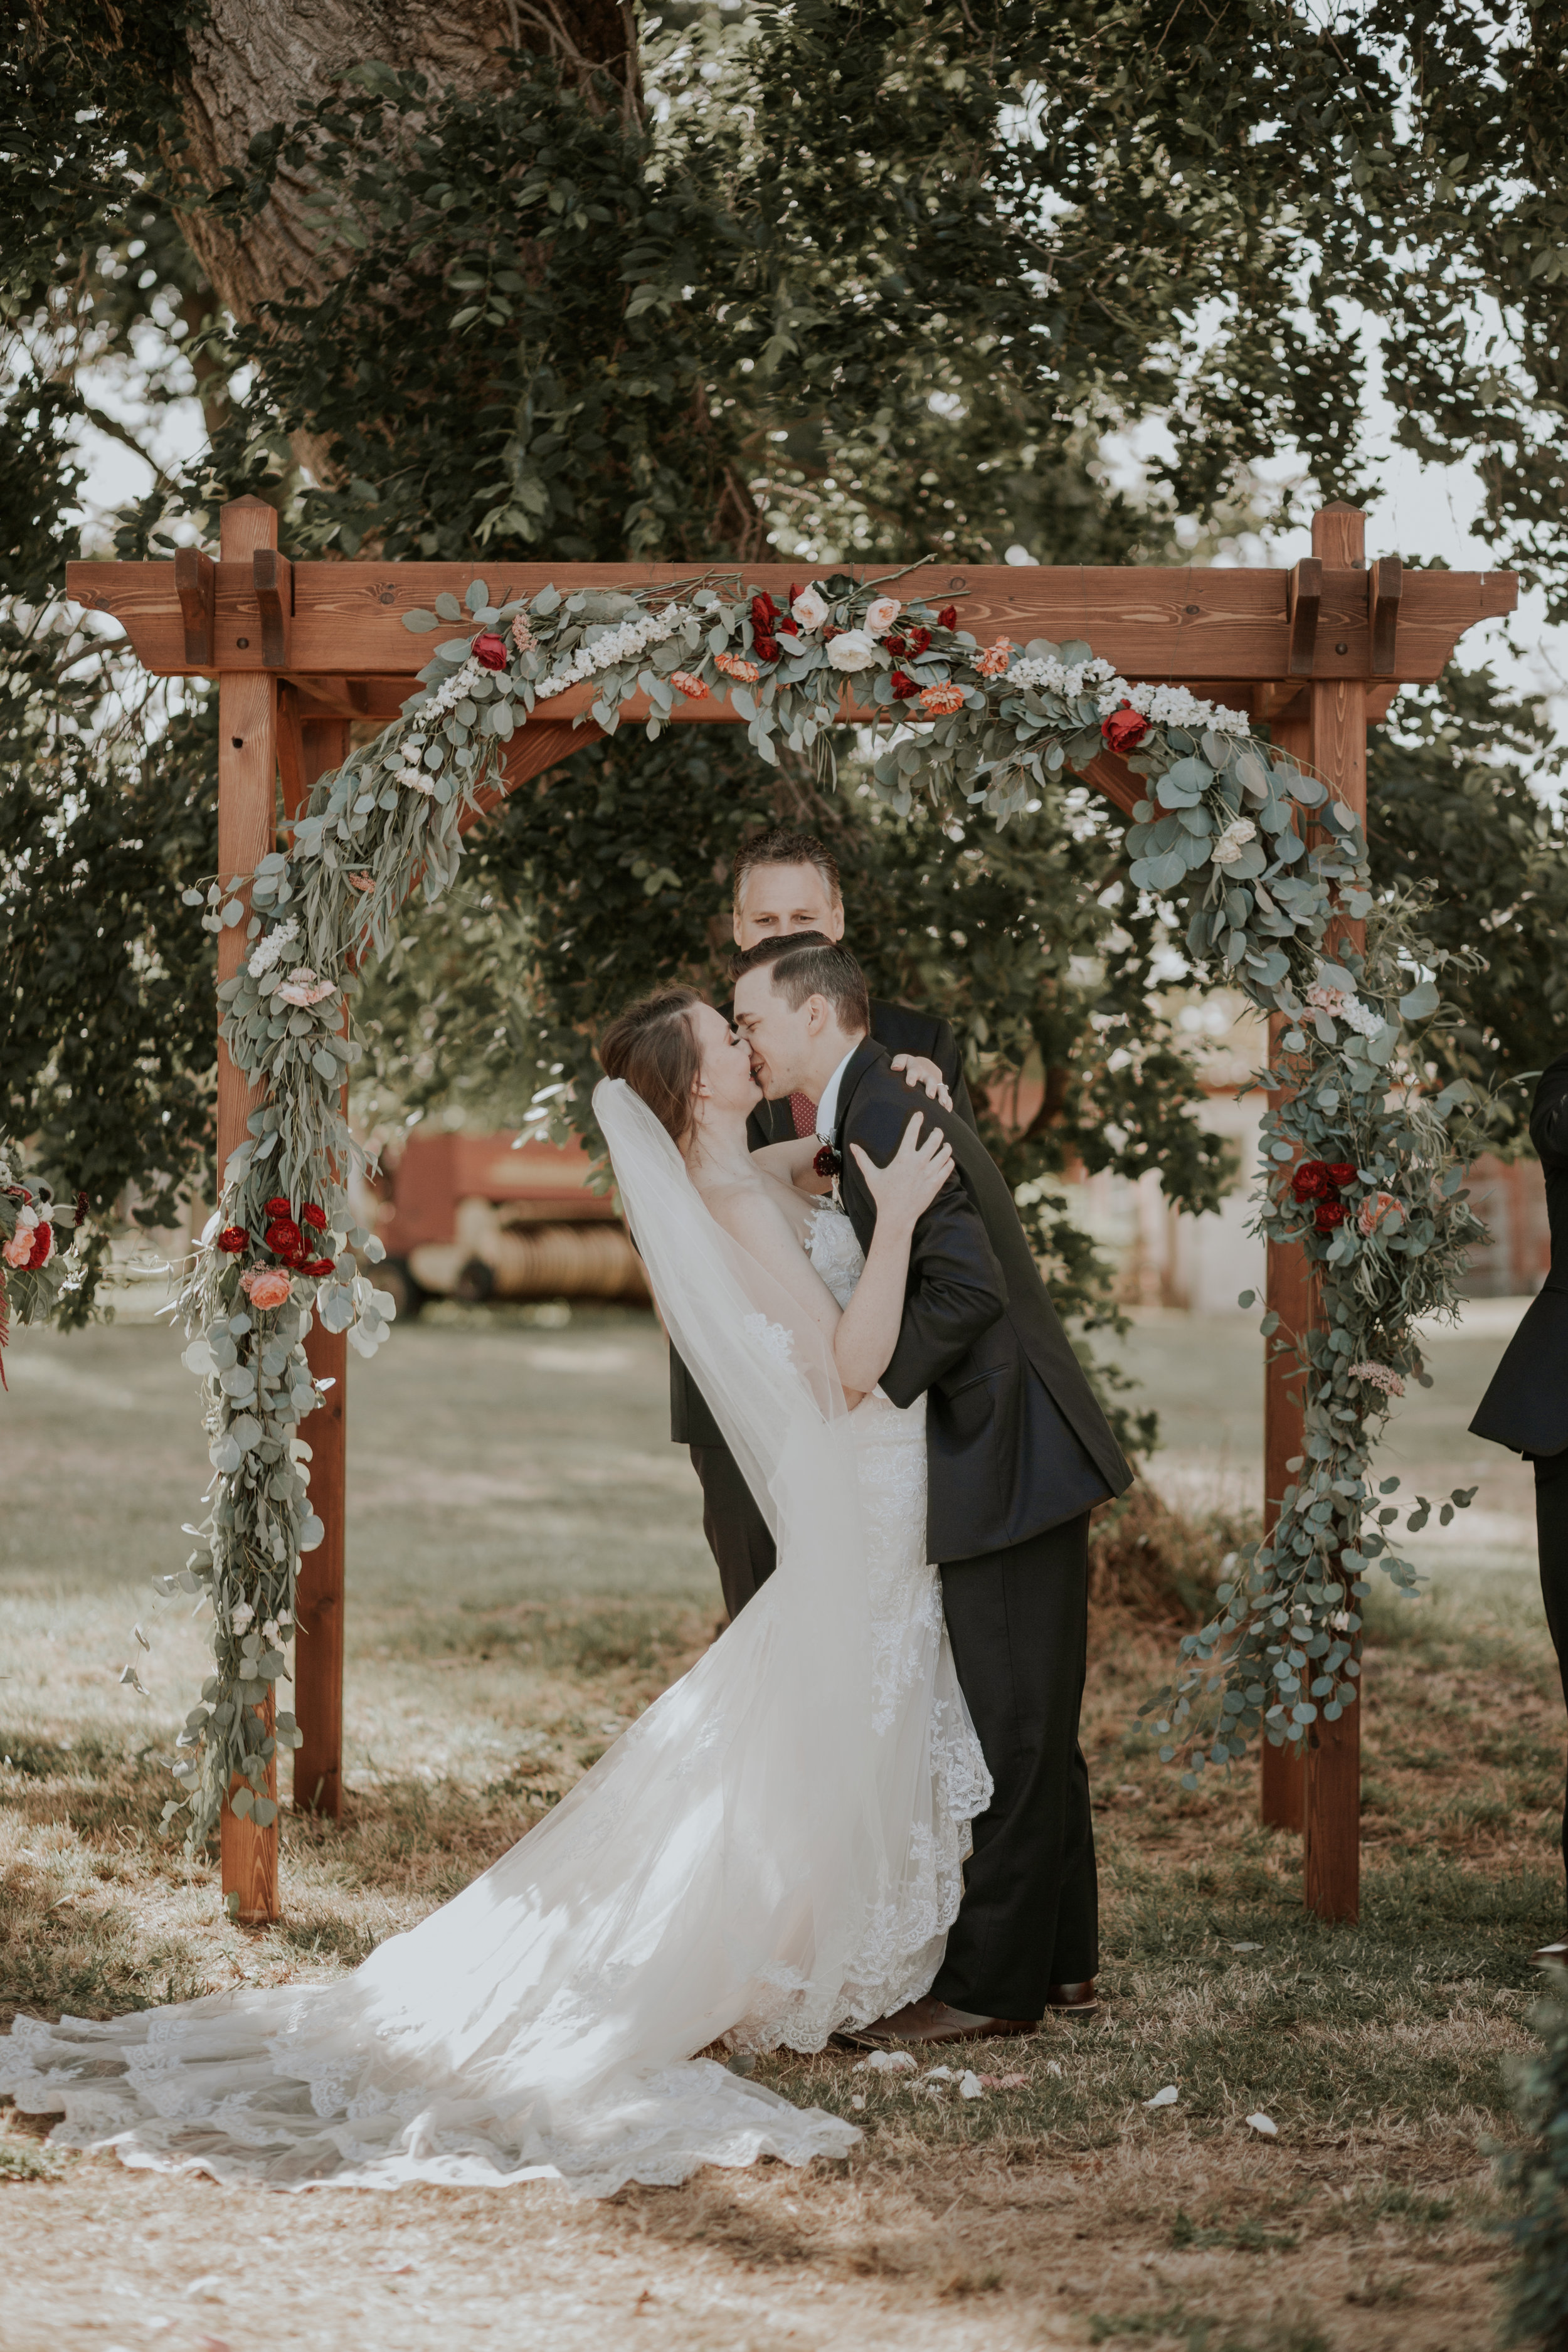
left=254, top=547, right=294, bottom=669
left=215, top=497, right=283, bottom=1927
left=1287, top=558, right=1322, bottom=679
left=275, top=683, right=307, bottom=813
left=65, top=556, right=1518, bottom=688
left=1370, top=556, right=1402, bottom=675
left=174, top=548, right=215, bottom=666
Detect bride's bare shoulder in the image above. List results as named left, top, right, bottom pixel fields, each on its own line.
left=699, top=1177, right=806, bottom=1256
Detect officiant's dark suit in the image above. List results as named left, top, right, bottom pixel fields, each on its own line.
left=670, top=1000, right=977, bottom=1622
left=1471, top=1051, right=1568, bottom=1906
left=832, top=1036, right=1133, bottom=2020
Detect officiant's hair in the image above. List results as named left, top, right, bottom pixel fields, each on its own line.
left=731, top=933, right=870, bottom=1036
left=731, top=828, right=840, bottom=912
left=598, top=986, right=706, bottom=1148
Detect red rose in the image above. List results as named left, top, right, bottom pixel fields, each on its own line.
left=302, top=1256, right=336, bottom=1278
left=884, top=632, right=908, bottom=656
left=787, top=582, right=802, bottom=608
left=1325, top=1162, right=1357, bottom=1190
left=891, top=671, right=921, bottom=701
left=1101, top=704, right=1151, bottom=756
left=936, top=605, right=958, bottom=629
left=754, top=635, right=780, bottom=662
left=265, top=1216, right=305, bottom=1263
left=264, top=1196, right=291, bottom=1218
left=74, top=1190, right=88, bottom=1229
left=775, top=615, right=800, bottom=637
left=750, top=592, right=777, bottom=629
left=471, top=630, right=508, bottom=670
left=26, top=1219, right=54, bottom=1271
left=813, top=1145, right=842, bottom=1180
left=1290, top=1161, right=1333, bottom=1203
left=216, top=1226, right=249, bottom=1255
left=1315, top=1199, right=1347, bottom=1233
left=904, top=625, right=932, bottom=657
left=301, top=1204, right=329, bottom=1232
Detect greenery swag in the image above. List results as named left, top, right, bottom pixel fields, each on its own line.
left=163, top=563, right=1484, bottom=1845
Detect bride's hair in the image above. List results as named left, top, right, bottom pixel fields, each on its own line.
left=598, top=987, right=706, bottom=1148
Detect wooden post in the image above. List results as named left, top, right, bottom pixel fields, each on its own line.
left=280, top=708, right=351, bottom=1823
left=1299, top=501, right=1367, bottom=1924
left=216, top=496, right=282, bottom=1926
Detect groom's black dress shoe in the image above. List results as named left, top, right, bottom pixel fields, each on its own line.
left=832, top=1998, right=1038, bottom=2050
left=1044, top=1979, right=1099, bottom=2019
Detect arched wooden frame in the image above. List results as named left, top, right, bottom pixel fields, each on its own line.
left=69, top=500, right=1516, bottom=1926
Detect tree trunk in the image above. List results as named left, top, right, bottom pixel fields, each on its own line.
left=172, top=0, right=638, bottom=322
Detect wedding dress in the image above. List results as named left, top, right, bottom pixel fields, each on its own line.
left=0, top=1082, right=989, bottom=2197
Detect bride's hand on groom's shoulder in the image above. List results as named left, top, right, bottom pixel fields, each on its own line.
left=889, top=1052, right=953, bottom=1111
left=850, top=1114, right=955, bottom=1233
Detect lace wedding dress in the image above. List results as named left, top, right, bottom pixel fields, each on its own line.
left=0, top=1083, right=989, bottom=2198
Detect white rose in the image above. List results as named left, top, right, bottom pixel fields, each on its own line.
left=792, top=586, right=829, bottom=631
left=864, top=596, right=902, bottom=637
left=1210, top=817, right=1258, bottom=867
left=824, top=628, right=879, bottom=673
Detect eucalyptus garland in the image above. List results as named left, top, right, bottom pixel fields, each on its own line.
left=0, top=1135, right=96, bottom=1384
left=162, top=562, right=1482, bottom=1848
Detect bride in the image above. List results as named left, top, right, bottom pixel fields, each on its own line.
left=0, top=988, right=992, bottom=2198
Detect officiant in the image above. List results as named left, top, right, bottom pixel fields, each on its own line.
left=671, top=827, right=977, bottom=1621
left=1471, top=1049, right=1568, bottom=1950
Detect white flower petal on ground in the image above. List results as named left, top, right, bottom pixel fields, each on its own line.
left=853, top=2049, right=916, bottom=2072
left=850, top=2093, right=866, bottom=2111
left=1047, top=2060, right=1063, bottom=2078
left=958, top=2070, right=984, bottom=2099
left=923, top=2065, right=956, bottom=2080
left=1143, top=2084, right=1180, bottom=2108
left=1246, top=2112, right=1279, bottom=2136
left=1229, top=1941, right=1263, bottom=1952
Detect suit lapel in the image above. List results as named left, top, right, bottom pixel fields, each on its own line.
left=832, top=1037, right=887, bottom=1145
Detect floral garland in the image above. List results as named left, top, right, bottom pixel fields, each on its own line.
left=0, top=1137, right=93, bottom=1386
left=161, top=560, right=1481, bottom=1849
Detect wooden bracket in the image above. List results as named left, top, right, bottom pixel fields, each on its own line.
left=1287, top=557, right=1322, bottom=679
left=253, top=548, right=294, bottom=668
left=1369, top=555, right=1402, bottom=675
left=174, top=548, right=215, bottom=667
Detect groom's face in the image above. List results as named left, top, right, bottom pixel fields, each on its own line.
left=733, top=862, right=847, bottom=953
left=731, top=967, right=824, bottom=1099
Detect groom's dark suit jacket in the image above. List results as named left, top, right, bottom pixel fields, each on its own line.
left=832, top=1038, right=1132, bottom=1563
left=669, top=999, right=974, bottom=1450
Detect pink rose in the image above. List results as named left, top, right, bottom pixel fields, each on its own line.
left=240, top=1268, right=294, bottom=1311
left=864, top=596, right=903, bottom=637
left=4, top=1209, right=40, bottom=1268
left=276, top=967, right=336, bottom=1007
left=471, top=630, right=509, bottom=670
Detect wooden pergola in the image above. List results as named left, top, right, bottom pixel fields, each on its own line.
left=68, top=497, right=1515, bottom=1926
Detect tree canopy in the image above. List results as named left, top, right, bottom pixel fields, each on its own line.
left=3, top=0, right=1564, bottom=1350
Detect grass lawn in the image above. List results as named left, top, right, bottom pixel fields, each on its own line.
left=0, top=1293, right=1560, bottom=2351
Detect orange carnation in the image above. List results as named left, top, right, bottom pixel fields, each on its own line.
left=670, top=670, right=711, bottom=700
left=976, top=638, right=1014, bottom=679
left=713, top=651, right=761, bottom=684
left=918, top=682, right=966, bottom=716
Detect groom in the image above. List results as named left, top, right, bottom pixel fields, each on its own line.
left=673, top=828, right=977, bottom=1623
left=732, top=932, right=1134, bottom=2042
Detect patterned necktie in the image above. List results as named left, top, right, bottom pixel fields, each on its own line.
left=790, top=1091, right=819, bottom=1139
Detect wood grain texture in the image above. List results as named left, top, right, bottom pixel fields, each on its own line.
left=65, top=557, right=1518, bottom=687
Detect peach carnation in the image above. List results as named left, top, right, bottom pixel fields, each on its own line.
left=976, top=637, right=1014, bottom=679
left=713, top=652, right=760, bottom=684
left=918, top=682, right=966, bottom=716
left=1357, top=1190, right=1402, bottom=1237
left=240, top=1267, right=294, bottom=1311
left=670, top=670, right=711, bottom=700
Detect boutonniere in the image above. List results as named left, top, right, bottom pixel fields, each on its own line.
left=813, top=1141, right=842, bottom=1208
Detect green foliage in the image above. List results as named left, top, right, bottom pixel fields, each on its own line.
left=1503, top=1980, right=1568, bottom=2350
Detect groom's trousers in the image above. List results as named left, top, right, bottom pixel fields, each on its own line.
left=931, top=1511, right=1097, bottom=2018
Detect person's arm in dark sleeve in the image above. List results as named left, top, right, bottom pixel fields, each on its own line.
left=1532, top=1059, right=1568, bottom=1167
left=847, top=1094, right=1006, bottom=1409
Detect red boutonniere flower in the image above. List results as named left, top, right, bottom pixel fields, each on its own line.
left=471, top=630, right=509, bottom=671
left=890, top=671, right=921, bottom=701
left=1101, top=705, right=1150, bottom=755
left=813, top=1144, right=842, bottom=1180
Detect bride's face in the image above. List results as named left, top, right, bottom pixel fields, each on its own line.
left=689, top=1000, right=763, bottom=1121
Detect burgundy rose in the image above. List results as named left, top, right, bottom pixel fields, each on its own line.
left=813, top=1145, right=842, bottom=1180
left=1291, top=1161, right=1333, bottom=1204
left=1101, top=705, right=1151, bottom=756
left=890, top=671, right=921, bottom=702
left=936, top=605, right=959, bottom=629
left=787, top=581, right=803, bottom=608
left=775, top=615, right=800, bottom=638
left=301, top=1255, right=337, bottom=1278
left=754, top=634, right=780, bottom=662
left=750, top=592, right=778, bottom=630
left=884, top=632, right=908, bottom=657
left=264, top=1216, right=305, bottom=1263
left=264, top=1196, right=291, bottom=1218
left=216, top=1226, right=249, bottom=1255
left=904, top=625, right=932, bottom=657
left=1315, top=1199, right=1348, bottom=1234
left=471, top=630, right=508, bottom=670
left=74, top=1190, right=88, bottom=1229
left=1325, top=1162, right=1357, bottom=1190
left=301, top=1204, right=329, bottom=1232
left=26, top=1218, right=54, bottom=1271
